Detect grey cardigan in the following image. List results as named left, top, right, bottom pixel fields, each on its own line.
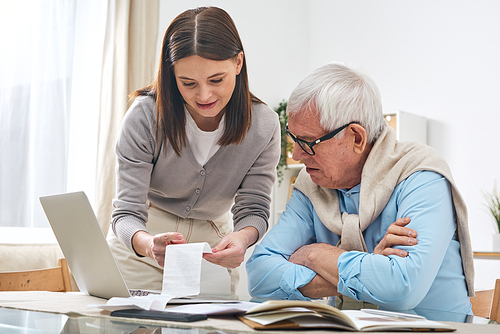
left=111, top=96, right=281, bottom=252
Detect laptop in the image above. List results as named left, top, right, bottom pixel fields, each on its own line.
left=40, top=191, right=145, bottom=299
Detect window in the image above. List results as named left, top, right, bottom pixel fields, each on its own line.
left=0, top=1, right=105, bottom=242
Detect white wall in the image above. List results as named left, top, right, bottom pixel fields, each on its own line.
left=307, top=0, right=500, bottom=290
left=158, top=0, right=500, bottom=296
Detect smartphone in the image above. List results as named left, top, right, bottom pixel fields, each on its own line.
left=110, top=309, right=207, bottom=322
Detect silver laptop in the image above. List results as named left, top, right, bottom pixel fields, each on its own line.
left=40, top=191, right=138, bottom=299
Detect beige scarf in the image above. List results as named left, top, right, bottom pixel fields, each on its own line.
left=293, top=125, right=475, bottom=297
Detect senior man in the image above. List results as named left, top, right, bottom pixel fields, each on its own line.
left=246, top=62, right=474, bottom=314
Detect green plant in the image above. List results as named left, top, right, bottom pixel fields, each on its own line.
left=274, top=100, right=293, bottom=185
left=484, top=181, right=500, bottom=233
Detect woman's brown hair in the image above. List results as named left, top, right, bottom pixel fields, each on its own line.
left=131, top=7, right=261, bottom=156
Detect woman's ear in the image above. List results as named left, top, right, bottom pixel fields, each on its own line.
left=235, top=51, right=244, bottom=75
left=349, top=124, right=368, bottom=154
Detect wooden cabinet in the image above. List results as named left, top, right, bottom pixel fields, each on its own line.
left=384, top=110, right=427, bottom=144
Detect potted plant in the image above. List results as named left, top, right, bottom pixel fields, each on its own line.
left=274, top=100, right=293, bottom=185
left=484, top=182, right=500, bottom=251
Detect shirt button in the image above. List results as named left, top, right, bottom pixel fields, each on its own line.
left=200, top=170, right=206, bottom=176
left=195, top=188, right=200, bottom=194
left=346, top=193, right=351, bottom=197
left=186, top=206, right=191, bottom=211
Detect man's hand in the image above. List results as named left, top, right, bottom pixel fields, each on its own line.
left=289, top=243, right=345, bottom=298
left=298, top=274, right=341, bottom=299
left=203, top=227, right=258, bottom=268
left=132, top=231, right=186, bottom=267
left=374, top=217, right=417, bottom=257
left=289, top=243, right=345, bottom=284
left=289, top=243, right=330, bottom=268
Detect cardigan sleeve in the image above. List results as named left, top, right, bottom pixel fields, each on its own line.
left=231, top=105, right=281, bottom=241
left=111, top=96, right=157, bottom=252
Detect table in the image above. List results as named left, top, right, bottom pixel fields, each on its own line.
left=0, top=291, right=498, bottom=333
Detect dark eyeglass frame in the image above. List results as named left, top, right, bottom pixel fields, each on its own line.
left=285, top=121, right=359, bottom=156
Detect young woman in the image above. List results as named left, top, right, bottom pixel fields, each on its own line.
left=107, top=7, right=280, bottom=294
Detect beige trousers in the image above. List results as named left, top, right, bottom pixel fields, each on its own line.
left=107, top=203, right=239, bottom=295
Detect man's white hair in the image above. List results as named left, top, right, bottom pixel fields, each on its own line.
left=287, top=62, right=386, bottom=143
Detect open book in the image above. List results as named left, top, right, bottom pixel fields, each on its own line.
left=238, top=300, right=456, bottom=332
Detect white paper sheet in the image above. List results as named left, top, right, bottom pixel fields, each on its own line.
left=199, top=257, right=231, bottom=297
left=90, top=242, right=231, bottom=311
left=92, top=295, right=173, bottom=311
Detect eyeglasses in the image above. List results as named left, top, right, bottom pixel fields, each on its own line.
left=285, top=122, right=359, bottom=156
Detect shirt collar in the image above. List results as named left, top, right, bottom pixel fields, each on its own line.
left=337, top=184, right=361, bottom=195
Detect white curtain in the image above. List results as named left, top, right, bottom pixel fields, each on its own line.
left=0, top=1, right=76, bottom=229
left=0, top=1, right=107, bottom=236
left=0, top=0, right=158, bottom=238
left=96, top=0, right=159, bottom=235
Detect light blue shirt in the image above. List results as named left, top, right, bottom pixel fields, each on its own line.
left=247, top=171, right=472, bottom=314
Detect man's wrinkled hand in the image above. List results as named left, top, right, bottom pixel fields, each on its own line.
left=374, top=217, right=417, bottom=257
left=289, top=243, right=339, bottom=268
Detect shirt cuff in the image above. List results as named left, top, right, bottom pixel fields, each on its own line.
left=279, top=264, right=317, bottom=300
left=337, top=251, right=366, bottom=300
left=112, top=215, right=148, bottom=254
left=234, top=214, right=268, bottom=244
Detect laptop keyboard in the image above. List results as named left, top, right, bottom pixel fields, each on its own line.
left=129, top=289, right=161, bottom=297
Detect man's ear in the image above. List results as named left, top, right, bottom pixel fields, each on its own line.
left=348, top=124, right=368, bottom=154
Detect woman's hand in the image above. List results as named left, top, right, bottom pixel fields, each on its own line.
left=203, top=227, right=258, bottom=268
left=373, top=217, right=417, bottom=257
left=132, top=231, right=186, bottom=267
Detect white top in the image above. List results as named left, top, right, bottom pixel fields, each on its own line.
left=185, top=107, right=224, bottom=166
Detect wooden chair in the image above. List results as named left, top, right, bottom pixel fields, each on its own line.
left=491, top=279, right=500, bottom=322
left=470, top=278, right=500, bottom=322
left=0, top=258, right=72, bottom=292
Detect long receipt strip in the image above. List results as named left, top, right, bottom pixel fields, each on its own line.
left=90, top=242, right=231, bottom=311
left=163, top=242, right=231, bottom=297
